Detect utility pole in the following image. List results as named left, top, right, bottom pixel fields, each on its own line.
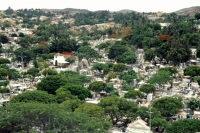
left=146, top=107, right=153, bottom=133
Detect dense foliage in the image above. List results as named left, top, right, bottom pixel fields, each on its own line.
left=0, top=103, right=111, bottom=133
left=152, top=97, right=183, bottom=118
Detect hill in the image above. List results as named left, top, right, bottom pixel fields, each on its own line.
left=115, top=9, right=137, bottom=13
left=56, top=8, right=90, bottom=14
left=174, top=6, right=200, bottom=16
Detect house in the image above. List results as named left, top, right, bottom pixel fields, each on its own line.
left=159, top=23, right=170, bottom=29
left=126, top=117, right=153, bottom=133
left=53, top=52, right=74, bottom=67
left=39, top=16, right=49, bottom=21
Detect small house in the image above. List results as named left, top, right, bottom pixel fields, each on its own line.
left=53, top=52, right=74, bottom=67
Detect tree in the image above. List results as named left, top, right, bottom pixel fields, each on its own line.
left=152, top=97, right=183, bottom=118
left=113, top=63, right=127, bottom=72
left=0, top=102, right=57, bottom=133
left=147, top=71, right=172, bottom=89
left=88, top=81, right=107, bottom=92
left=107, top=27, right=113, bottom=35
left=184, top=65, right=200, bottom=77
left=42, top=68, right=58, bottom=76
left=121, top=82, right=133, bottom=91
left=99, top=95, right=138, bottom=125
left=32, top=45, right=50, bottom=57
left=11, top=33, right=18, bottom=37
left=33, top=59, right=38, bottom=68
left=19, top=32, right=25, bottom=37
left=25, top=68, right=40, bottom=82
left=108, top=43, right=128, bottom=59
left=107, top=71, right=117, bottom=80
left=0, top=68, right=8, bottom=80
left=96, top=42, right=110, bottom=50
left=92, top=63, right=109, bottom=75
left=116, top=51, right=137, bottom=64
left=124, top=90, right=142, bottom=99
left=17, top=36, right=32, bottom=48
left=0, top=102, right=111, bottom=133
left=187, top=33, right=200, bottom=47
left=195, top=13, right=200, bottom=20
left=77, top=45, right=101, bottom=62
left=187, top=99, right=200, bottom=111
left=10, top=90, right=56, bottom=104
left=135, top=107, right=162, bottom=121
left=166, top=119, right=200, bottom=133
left=196, top=47, right=200, bottom=58
left=65, top=57, right=75, bottom=64
left=158, top=66, right=178, bottom=76
left=119, top=70, right=137, bottom=84
left=14, top=48, right=34, bottom=65
left=156, top=36, right=192, bottom=66
left=75, top=103, right=104, bottom=118
left=0, top=88, right=10, bottom=98
left=104, top=83, right=114, bottom=93
left=166, top=38, right=191, bottom=66
left=5, top=7, right=14, bottom=15
left=58, top=84, right=92, bottom=100
left=57, top=38, right=78, bottom=52
left=59, top=99, right=83, bottom=112
left=55, top=88, right=77, bottom=104
left=151, top=117, right=168, bottom=133
left=0, top=58, right=10, bottom=65
left=144, top=49, right=155, bottom=61
left=152, top=23, right=161, bottom=31
left=3, top=23, right=11, bottom=28
left=0, top=35, right=9, bottom=44
left=58, top=71, right=91, bottom=86
left=139, top=84, right=156, bottom=94
left=37, top=75, right=68, bottom=94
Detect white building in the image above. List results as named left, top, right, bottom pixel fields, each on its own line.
left=53, top=53, right=72, bottom=67
left=159, top=23, right=170, bottom=29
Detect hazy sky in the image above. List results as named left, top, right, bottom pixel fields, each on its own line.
left=1, top=0, right=200, bottom=12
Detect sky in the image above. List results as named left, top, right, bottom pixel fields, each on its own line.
left=0, top=0, right=200, bottom=13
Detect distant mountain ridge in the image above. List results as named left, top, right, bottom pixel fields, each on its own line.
left=53, top=6, right=200, bottom=16
left=14, top=6, right=200, bottom=16
left=115, top=9, right=137, bottom=13
left=55, top=8, right=91, bottom=14
left=174, top=6, right=200, bottom=16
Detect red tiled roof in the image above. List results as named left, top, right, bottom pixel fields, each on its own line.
left=55, top=52, right=74, bottom=58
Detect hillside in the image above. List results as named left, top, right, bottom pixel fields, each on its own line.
left=174, top=6, right=200, bottom=16
left=56, top=8, right=90, bottom=14
left=115, top=9, right=137, bottom=13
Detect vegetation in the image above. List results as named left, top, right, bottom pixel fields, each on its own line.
left=0, top=102, right=111, bottom=133
left=88, top=81, right=107, bottom=92
left=37, top=75, right=68, bottom=94
left=124, top=90, right=142, bottom=99
left=152, top=97, right=183, bottom=118
left=10, top=90, right=57, bottom=104
left=166, top=119, right=200, bottom=133
left=184, top=65, right=200, bottom=77
left=1, top=6, right=200, bottom=132
left=119, top=70, right=137, bottom=84
left=139, top=84, right=156, bottom=94
left=99, top=95, right=138, bottom=125
left=58, top=84, right=92, bottom=100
